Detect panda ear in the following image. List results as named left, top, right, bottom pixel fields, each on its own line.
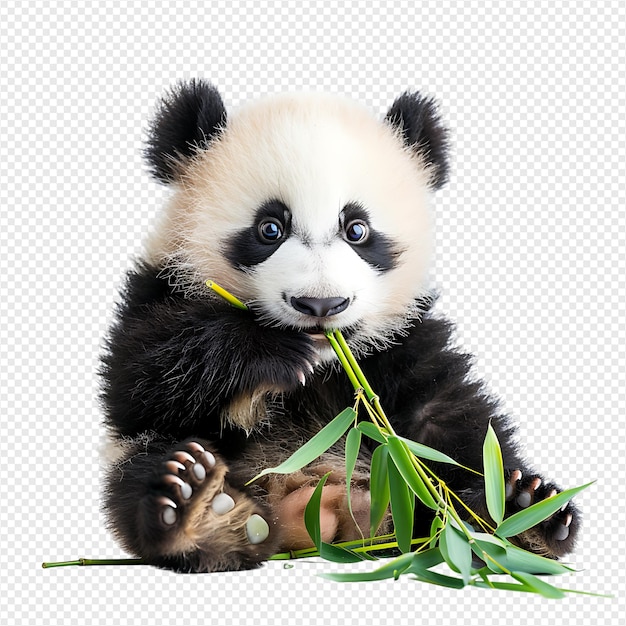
left=144, top=79, right=227, bottom=183
left=385, top=92, right=450, bottom=190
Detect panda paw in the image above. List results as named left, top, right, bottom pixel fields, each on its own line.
left=137, top=440, right=273, bottom=570
left=260, top=331, right=319, bottom=390
left=249, top=328, right=319, bottom=391
left=504, top=469, right=579, bottom=557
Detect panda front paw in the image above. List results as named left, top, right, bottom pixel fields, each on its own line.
left=137, top=440, right=274, bottom=571
left=504, top=469, right=579, bottom=557
left=245, top=326, right=319, bottom=391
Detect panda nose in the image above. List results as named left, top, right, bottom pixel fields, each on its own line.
left=290, top=296, right=350, bottom=318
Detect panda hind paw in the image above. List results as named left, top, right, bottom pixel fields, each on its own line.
left=504, top=469, right=579, bottom=556
left=139, top=440, right=271, bottom=564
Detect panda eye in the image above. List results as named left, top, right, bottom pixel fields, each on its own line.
left=258, top=218, right=284, bottom=243
left=344, top=220, right=369, bottom=244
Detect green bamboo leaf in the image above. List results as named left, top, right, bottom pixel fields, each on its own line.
left=474, top=578, right=609, bottom=598
left=319, top=552, right=415, bottom=582
left=470, top=533, right=574, bottom=576
left=304, top=472, right=330, bottom=549
left=356, top=421, right=387, bottom=444
left=345, top=427, right=362, bottom=478
left=404, top=547, right=445, bottom=574
left=387, top=452, right=415, bottom=553
left=483, top=423, right=505, bottom=524
left=511, top=572, right=566, bottom=599
left=344, top=427, right=361, bottom=490
left=470, top=531, right=508, bottom=547
left=405, top=547, right=464, bottom=588
left=409, top=569, right=466, bottom=589
left=387, top=436, right=438, bottom=511
left=345, top=427, right=362, bottom=523
left=496, top=482, right=593, bottom=538
left=473, top=579, right=539, bottom=594
left=249, top=407, right=356, bottom=482
left=318, top=542, right=365, bottom=563
left=399, top=436, right=464, bottom=467
left=429, top=514, right=444, bottom=548
left=470, top=537, right=509, bottom=574
left=318, top=571, right=392, bottom=583
left=369, top=444, right=391, bottom=537
left=503, top=545, right=574, bottom=576
left=439, top=523, right=473, bottom=584
left=303, top=471, right=365, bottom=564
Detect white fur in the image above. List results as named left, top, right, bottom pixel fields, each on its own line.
left=145, top=92, right=435, bottom=356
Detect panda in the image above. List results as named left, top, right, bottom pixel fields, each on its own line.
left=101, top=79, right=579, bottom=573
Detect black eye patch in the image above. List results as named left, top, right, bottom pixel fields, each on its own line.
left=225, top=200, right=291, bottom=269
left=340, top=202, right=402, bottom=272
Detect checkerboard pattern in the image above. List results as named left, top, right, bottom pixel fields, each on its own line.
left=2, top=1, right=624, bottom=624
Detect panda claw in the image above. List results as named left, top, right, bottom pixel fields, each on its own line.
left=183, top=484, right=193, bottom=499
left=163, top=473, right=192, bottom=499
left=505, top=470, right=522, bottom=500
left=172, top=450, right=196, bottom=465
left=185, top=441, right=206, bottom=454
left=554, top=514, right=572, bottom=541
left=297, top=370, right=306, bottom=386
left=164, top=460, right=186, bottom=474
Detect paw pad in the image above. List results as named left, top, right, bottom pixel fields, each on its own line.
left=159, top=496, right=178, bottom=526
left=246, top=514, right=270, bottom=544
left=211, top=492, right=235, bottom=515
left=192, top=463, right=206, bottom=481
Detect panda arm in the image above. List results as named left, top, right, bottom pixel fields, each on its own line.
left=100, top=263, right=316, bottom=439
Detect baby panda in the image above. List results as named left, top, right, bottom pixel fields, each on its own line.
left=101, top=79, right=579, bottom=573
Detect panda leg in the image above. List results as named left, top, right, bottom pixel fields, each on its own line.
left=105, top=437, right=279, bottom=572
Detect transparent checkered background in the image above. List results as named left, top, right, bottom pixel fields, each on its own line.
left=1, top=0, right=624, bottom=624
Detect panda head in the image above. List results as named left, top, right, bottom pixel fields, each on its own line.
left=144, top=79, right=449, bottom=360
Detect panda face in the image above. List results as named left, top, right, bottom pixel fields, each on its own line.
left=146, top=91, right=437, bottom=357
left=225, top=196, right=401, bottom=350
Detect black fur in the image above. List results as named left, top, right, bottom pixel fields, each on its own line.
left=145, top=79, right=227, bottom=183
left=385, top=92, right=450, bottom=189
left=100, top=263, right=579, bottom=572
